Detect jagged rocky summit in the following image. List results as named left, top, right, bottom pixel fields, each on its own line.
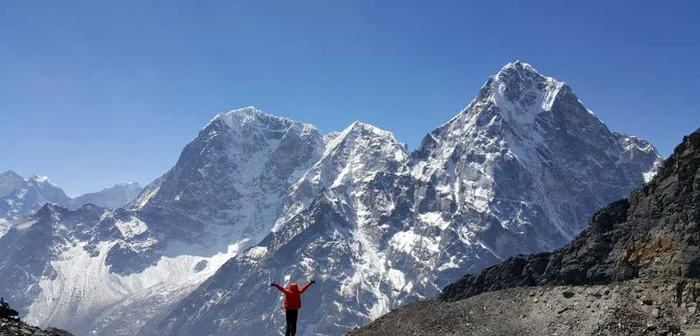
left=350, top=128, right=700, bottom=336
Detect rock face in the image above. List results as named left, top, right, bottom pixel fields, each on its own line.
left=140, top=62, right=663, bottom=336
left=0, top=318, right=73, bottom=336
left=351, top=127, right=700, bottom=336
left=130, top=107, right=324, bottom=245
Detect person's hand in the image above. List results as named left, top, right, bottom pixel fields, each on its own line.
left=270, top=282, right=275, bottom=287
left=310, top=279, right=315, bottom=284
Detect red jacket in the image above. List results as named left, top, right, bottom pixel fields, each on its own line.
left=273, top=282, right=311, bottom=310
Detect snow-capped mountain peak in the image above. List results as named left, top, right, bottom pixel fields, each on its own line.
left=0, top=170, right=23, bottom=180
left=135, top=105, right=324, bottom=213
left=27, top=174, right=58, bottom=187
left=206, top=106, right=318, bottom=136
left=496, top=60, right=541, bottom=79
left=315, top=120, right=407, bottom=187
left=273, top=120, right=408, bottom=232
left=0, top=170, right=26, bottom=198
left=613, top=131, right=664, bottom=182
left=486, top=61, right=566, bottom=125
left=212, top=105, right=263, bottom=122
left=327, top=121, right=406, bottom=154
left=348, top=120, right=396, bottom=136
left=615, top=132, right=658, bottom=154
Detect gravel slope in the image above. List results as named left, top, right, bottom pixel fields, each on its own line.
left=351, top=279, right=700, bottom=336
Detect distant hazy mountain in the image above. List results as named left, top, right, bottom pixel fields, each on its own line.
left=0, top=174, right=73, bottom=224
left=74, top=182, right=143, bottom=209
left=0, top=172, right=143, bottom=237
left=0, top=171, right=27, bottom=198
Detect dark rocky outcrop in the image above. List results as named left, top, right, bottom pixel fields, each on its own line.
left=0, top=298, right=72, bottom=336
left=0, top=298, right=18, bottom=321
left=0, top=318, right=73, bottom=336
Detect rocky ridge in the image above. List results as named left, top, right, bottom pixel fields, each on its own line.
left=0, top=318, right=72, bottom=336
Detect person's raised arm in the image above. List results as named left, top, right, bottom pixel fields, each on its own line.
left=299, top=280, right=314, bottom=294
left=271, top=282, right=290, bottom=294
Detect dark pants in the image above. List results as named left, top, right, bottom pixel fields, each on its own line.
left=285, top=309, right=298, bottom=336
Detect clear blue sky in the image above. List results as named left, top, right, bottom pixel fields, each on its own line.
left=1, top=1, right=699, bottom=196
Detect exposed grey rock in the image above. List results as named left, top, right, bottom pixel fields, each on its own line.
left=0, top=318, right=73, bottom=336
